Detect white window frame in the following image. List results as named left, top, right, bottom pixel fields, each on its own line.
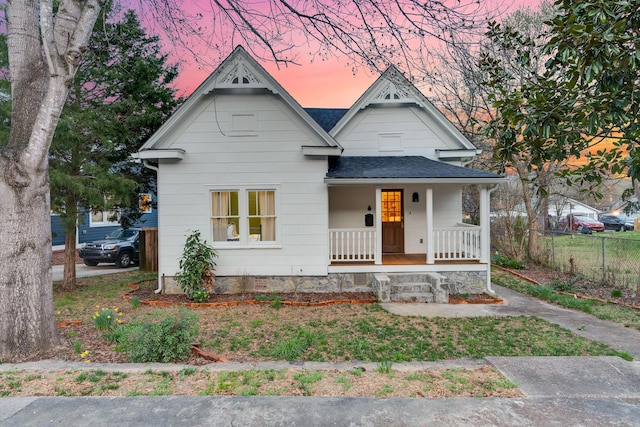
left=139, top=193, right=153, bottom=213
left=209, top=185, right=280, bottom=248
left=89, top=208, right=120, bottom=227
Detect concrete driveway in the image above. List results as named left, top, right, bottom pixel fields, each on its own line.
left=52, top=263, right=138, bottom=281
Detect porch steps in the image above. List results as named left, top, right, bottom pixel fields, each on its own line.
left=374, top=273, right=449, bottom=303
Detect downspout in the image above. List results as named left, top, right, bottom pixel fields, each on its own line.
left=140, top=159, right=163, bottom=294
left=485, top=184, right=499, bottom=294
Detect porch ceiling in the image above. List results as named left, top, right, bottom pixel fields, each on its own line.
left=325, top=156, right=504, bottom=184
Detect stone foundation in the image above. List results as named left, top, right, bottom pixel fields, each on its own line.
left=161, top=270, right=487, bottom=303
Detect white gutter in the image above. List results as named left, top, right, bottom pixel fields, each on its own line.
left=139, top=159, right=163, bottom=294
left=486, top=184, right=499, bottom=295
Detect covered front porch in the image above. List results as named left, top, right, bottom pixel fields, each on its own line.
left=327, top=185, right=492, bottom=268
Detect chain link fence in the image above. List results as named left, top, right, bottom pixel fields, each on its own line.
left=539, top=231, right=640, bottom=290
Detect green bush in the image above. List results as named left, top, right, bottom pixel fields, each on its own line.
left=175, top=230, right=218, bottom=302
left=118, top=309, right=200, bottom=363
left=491, top=253, right=526, bottom=269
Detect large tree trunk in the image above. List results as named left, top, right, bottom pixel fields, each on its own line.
left=1, top=0, right=103, bottom=361
left=0, top=167, right=59, bottom=360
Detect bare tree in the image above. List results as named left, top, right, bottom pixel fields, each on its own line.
left=424, top=2, right=562, bottom=261
left=141, top=0, right=510, bottom=78
left=1, top=0, right=506, bottom=360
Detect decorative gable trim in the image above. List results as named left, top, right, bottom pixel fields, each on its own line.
left=218, top=61, right=263, bottom=87
left=373, top=81, right=413, bottom=103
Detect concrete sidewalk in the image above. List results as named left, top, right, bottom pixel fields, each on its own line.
left=2, top=357, right=639, bottom=426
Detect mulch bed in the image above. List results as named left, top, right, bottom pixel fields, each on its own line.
left=124, top=282, right=378, bottom=307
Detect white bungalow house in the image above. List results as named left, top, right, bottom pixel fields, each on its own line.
left=132, top=46, right=505, bottom=303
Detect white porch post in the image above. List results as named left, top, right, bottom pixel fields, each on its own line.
left=375, top=187, right=382, bottom=265
left=426, top=187, right=434, bottom=264
left=479, top=186, right=490, bottom=263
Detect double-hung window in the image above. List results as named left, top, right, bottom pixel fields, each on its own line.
left=211, top=188, right=277, bottom=245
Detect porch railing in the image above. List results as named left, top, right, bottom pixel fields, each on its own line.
left=329, top=228, right=376, bottom=262
left=433, top=224, right=481, bottom=260
left=329, top=225, right=481, bottom=263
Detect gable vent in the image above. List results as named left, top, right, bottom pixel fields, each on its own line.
left=376, top=82, right=410, bottom=102
left=219, top=62, right=262, bottom=87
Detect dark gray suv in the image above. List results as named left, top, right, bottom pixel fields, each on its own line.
left=79, top=228, right=140, bottom=268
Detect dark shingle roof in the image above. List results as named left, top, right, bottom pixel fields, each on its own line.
left=305, top=108, right=349, bottom=132
left=326, top=156, right=501, bottom=179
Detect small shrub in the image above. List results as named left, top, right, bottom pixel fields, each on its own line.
left=119, top=309, right=200, bottom=363
left=611, top=289, right=622, bottom=298
left=175, top=231, right=218, bottom=302
left=491, top=253, right=526, bottom=270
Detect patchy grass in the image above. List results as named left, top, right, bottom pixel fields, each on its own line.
left=0, top=366, right=522, bottom=398
left=492, top=269, right=640, bottom=335
left=51, top=272, right=630, bottom=365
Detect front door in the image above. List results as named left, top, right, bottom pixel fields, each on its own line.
left=382, top=190, right=404, bottom=253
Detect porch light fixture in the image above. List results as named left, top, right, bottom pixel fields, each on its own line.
left=412, top=192, right=419, bottom=202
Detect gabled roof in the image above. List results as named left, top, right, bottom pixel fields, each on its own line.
left=135, top=46, right=341, bottom=159
left=325, top=156, right=503, bottom=184
left=305, top=108, right=349, bottom=132
left=329, top=66, right=479, bottom=155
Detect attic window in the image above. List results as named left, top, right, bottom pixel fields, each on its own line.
left=232, top=77, right=250, bottom=84
left=385, top=93, right=400, bottom=100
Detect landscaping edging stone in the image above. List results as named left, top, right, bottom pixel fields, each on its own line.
left=121, top=282, right=378, bottom=308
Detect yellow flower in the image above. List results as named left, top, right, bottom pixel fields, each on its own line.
left=107, top=315, right=111, bottom=319
left=85, top=360, right=91, bottom=363
left=95, top=313, right=100, bottom=317
left=117, top=319, right=122, bottom=324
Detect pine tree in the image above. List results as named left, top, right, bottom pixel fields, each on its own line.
left=49, top=8, right=180, bottom=290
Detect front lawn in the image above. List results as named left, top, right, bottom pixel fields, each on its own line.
left=52, top=272, right=628, bottom=364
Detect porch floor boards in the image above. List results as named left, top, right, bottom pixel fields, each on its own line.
left=330, top=253, right=480, bottom=266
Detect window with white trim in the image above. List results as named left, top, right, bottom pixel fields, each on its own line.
left=90, top=209, right=119, bottom=226
left=210, top=188, right=277, bottom=245
left=90, top=196, right=120, bottom=226
left=248, top=190, right=276, bottom=242
left=139, top=193, right=152, bottom=213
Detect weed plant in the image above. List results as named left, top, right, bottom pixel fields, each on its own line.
left=117, top=309, right=200, bottom=363
left=491, top=253, right=525, bottom=269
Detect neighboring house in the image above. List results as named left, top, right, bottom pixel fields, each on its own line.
left=548, top=197, right=601, bottom=221
left=133, top=46, right=504, bottom=303
left=50, top=193, right=158, bottom=247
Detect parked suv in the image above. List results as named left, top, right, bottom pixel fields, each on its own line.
left=599, top=214, right=634, bottom=232
left=79, top=228, right=140, bottom=268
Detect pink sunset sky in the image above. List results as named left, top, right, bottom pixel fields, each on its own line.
left=149, top=0, right=544, bottom=108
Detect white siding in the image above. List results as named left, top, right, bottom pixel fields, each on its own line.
left=156, top=93, right=330, bottom=278
left=335, top=106, right=464, bottom=157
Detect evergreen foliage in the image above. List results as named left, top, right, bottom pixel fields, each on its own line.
left=175, top=231, right=218, bottom=302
